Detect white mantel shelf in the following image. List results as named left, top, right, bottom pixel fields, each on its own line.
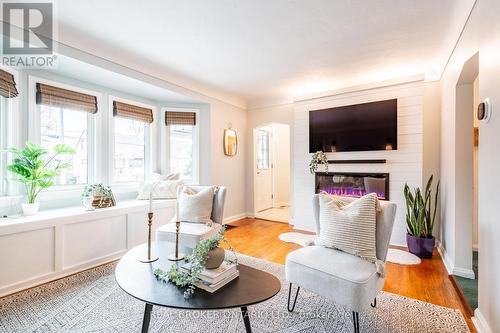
left=0, top=199, right=177, bottom=297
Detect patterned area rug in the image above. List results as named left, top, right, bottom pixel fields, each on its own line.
left=0, top=254, right=469, bottom=333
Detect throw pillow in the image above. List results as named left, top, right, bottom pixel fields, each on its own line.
left=176, top=186, right=214, bottom=224
left=137, top=179, right=183, bottom=200
left=316, top=193, right=378, bottom=263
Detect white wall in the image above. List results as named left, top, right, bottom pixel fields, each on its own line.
left=272, top=124, right=290, bottom=207
left=422, top=81, right=442, bottom=240
left=292, top=80, right=426, bottom=246
left=472, top=77, right=479, bottom=250
left=208, top=99, right=247, bottom=222
left=439, top=0, right=500, bottom=331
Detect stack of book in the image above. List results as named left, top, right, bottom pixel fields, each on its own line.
left=182, top=261, right=239, bottom=293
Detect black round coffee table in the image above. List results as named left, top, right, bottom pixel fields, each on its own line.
left=115, top=241, right=281, bottom=333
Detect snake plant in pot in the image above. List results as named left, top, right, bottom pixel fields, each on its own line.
left=5, top=142, right=75, bottom=216
left=404, top=175, right=440, bottom=258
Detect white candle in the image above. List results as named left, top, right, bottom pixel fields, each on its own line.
left=176, top=197, right=180, bottom=222
left=149, top=191, right=153, bottom=213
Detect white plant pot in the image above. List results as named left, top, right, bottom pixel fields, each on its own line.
left=22, top=202, right=40, bottom=216
left=82, top=196, right=95, bottom=211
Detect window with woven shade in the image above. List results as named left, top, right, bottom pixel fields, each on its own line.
left=165, top=111, right=196, bottom=126
left=113, top=101, right=153, bottom=123
left=0, top=69, right=18, bottom=98
left=112, top=100, right=154, bottom=183
left=36, top=83, right=97, bottom=113
left=36, top=82, right=98, bottom=186
left=165, top=110, right=198, bottom=182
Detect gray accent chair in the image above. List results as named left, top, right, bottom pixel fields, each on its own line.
left=285, top=194, right=396, bottom=333
left=156, top=186, right=227, bottom=254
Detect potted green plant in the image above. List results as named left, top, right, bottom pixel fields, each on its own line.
left=5, top=142, right=75, bottom=216
left=309, top=151, right=329, bottom=174
left=154, top=226, right=237, bottom=298
left=404, top=175, right=440, bottom=258
left=81, top=183, right=115, bottom=210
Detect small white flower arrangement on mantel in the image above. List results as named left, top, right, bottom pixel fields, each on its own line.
left=309, top=151, right=329, bottom=174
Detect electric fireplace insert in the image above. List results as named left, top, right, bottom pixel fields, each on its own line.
left=315, top=172, right=389, bottom=200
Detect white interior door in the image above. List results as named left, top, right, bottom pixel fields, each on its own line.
left=255, top=128, right=273, bottom=212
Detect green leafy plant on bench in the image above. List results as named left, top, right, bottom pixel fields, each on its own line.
left=5, top=142, right=75, bottom=204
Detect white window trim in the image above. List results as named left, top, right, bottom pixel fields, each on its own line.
left=108, top=95, right=154, bottom=193
left=27, top=75, right=101, bottom=200
left=0, top=67, right=21, bottom=200
left=161, top=107, right=200, bottom=185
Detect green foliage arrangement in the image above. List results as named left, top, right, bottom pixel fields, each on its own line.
left=404, top=175, right=440, bottom=239
left=5, top=142, right=75, bottom=203
left=309, top=151, right=329, bottom=174
left=82, top=183, right=114, bottom=199
left=154, top=226, right=237, bottom=298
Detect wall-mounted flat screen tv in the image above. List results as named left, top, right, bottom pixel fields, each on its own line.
left=309, top=99, right=397, bottom=153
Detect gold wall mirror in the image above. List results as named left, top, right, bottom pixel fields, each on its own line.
left=224, top=129, right=238, bottom=156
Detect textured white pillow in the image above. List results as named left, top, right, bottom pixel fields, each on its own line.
left=316, top=193, right=378, bottom=263
left=137, top=179, right=183, bottom=200
left=176, top=186, right=214, bottom=224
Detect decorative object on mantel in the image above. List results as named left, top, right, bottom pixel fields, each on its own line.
left=4, top=142, right=75, bottom=216
left=81, top=183, right=116, bottom=209
left=223, top=125, right=237, bottom=156
left=404, top=175, right=440, bottom=258
left=154, top=226, right=238, bottom=298
left=309, top=151, right=328, bottom=174
left=139, top=192, right=159, bottom=263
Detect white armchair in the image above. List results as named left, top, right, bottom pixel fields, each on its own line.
left=156, top=186, right=226, bottom=254
left=285, top=194, right=396, bottom=333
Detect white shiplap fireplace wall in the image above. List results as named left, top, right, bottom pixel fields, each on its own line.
left=292, top=79, right=424, bottom=246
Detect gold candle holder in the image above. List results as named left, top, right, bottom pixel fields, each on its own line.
left=168, top=220, right=185, bottom=261
left=139, top=212, right=159, bottom=263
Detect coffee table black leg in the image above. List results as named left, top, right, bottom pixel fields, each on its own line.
left=141, top=303, right=153, bottom=333
left=240, top=306, right=252, bottom=333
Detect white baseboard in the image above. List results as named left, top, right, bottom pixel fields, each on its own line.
left=473, top=309, right=493, bottom=333
left=223, top=212, right=249, bottom=224
left=436, top=241, right=476, bottom=278
left=437, top=241, right=454, bottom=275
left=453, top=267, right=476, bottom=279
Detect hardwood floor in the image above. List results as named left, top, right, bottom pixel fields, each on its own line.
left=224, top=218, right=476, bottom=332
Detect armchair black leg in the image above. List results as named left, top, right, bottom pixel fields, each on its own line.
left=287, top=283, right=300, bottom=312
left=352, top=311, right=360, bottom=333
left=370, top=298, right=377, bottom=308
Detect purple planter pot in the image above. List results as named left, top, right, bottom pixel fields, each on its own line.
left=406, top=234, right=435, bottom=258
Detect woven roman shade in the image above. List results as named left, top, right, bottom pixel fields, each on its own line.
left=36, top=83, right=97, bottom=113
left=113, top=101, right=153, bottom=123
left=0, top=69, right=18, bottom=98
left=165, top=111, right=196, bottom=126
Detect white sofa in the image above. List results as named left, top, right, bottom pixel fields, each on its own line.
left=155, top=186, right=226, bottom=254
left=285, top=194, right=396, bottom=333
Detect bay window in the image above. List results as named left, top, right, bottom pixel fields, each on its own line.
left=0, top=69, right=19, bottom=196
left=35, top=82, right=98, bottom=187
left=112, top=100, right=153, bottom=183
left=165, top=110, right=198, bottom=183
left=40, top=105, right=89, bottom=185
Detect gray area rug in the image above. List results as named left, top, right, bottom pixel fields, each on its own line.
left=0, top=254, right=469, bottom=333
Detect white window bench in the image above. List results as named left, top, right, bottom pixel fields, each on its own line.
left=0, top=199, right=176, bottom=297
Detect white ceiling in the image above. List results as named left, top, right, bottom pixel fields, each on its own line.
left=56, top=0, right=475, bottom=108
